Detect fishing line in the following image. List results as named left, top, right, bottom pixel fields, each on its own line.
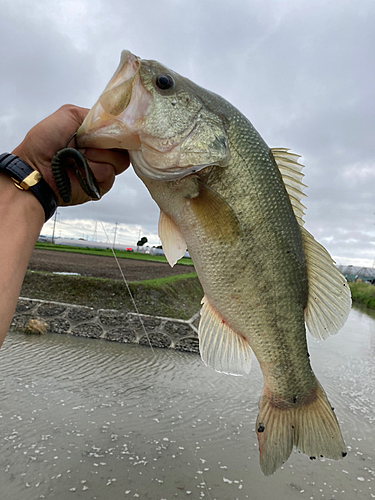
left=99, top=221, right=156, bottom=357
left=99, top=218, right=214, bottom=500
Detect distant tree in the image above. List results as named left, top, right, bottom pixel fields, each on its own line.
left=137, top=236, right=148, bottom=247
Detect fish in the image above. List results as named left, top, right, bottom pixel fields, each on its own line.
left=77, top=50, right=352, bottom=475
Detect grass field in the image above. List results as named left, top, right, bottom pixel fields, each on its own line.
left=349, top=282, right=375, bottom=310
left=29, top=242, right=200, bottom=318
left=35, top=242, right=193, bottom=266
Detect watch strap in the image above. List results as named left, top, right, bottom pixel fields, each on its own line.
left=0, top=153, right=57, bottom=222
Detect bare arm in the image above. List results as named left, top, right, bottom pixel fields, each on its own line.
left=0, top=175, right=45, bottom=347
left=0, top=105, right=130, bottom=347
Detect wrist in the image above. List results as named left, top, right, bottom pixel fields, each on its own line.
left=0, top=153, right=57, bottom=221
left=0, top=173, right=45, bottom=230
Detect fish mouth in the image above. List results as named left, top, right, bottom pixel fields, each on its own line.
left=77, top=50, right=230, bottom=182
left=76, top=50, right=151, bottom=150
left=76, top=50, right=206, bottom=181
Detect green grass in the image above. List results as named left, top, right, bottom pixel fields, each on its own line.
left=349, top=282, right=375, bottom=310
left=35, top=242, right=193, bottom=266
left=21, top=270, right=203, bottom=319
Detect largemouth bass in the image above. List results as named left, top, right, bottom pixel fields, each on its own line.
left=77, top=51, right=351, bottom=475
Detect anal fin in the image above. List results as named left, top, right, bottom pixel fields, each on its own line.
left=198, top=296, right=252, bottom=376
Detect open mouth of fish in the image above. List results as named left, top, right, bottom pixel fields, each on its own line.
left=76, top=51, right=225, bottom=181
left=77, top=51, right=148, bottom=151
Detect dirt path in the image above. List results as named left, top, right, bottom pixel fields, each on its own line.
left=28, top=249, right=195, bottom=281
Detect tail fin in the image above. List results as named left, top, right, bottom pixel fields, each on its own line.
left=256, top=384, right=346, bottom=475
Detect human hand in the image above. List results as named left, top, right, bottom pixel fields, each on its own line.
left=12, top=104, right=130, bottom=206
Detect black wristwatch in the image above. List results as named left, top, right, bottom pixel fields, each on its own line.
left=0, top=153, right=57, bottom=222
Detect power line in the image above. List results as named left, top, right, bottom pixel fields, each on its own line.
left=113, top=221, right=118, bottom=248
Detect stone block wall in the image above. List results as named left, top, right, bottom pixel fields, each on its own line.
left=11, top=297, right=200, bottom=353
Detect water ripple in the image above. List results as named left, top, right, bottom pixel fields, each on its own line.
left=1, top=309, right=375, bottom=500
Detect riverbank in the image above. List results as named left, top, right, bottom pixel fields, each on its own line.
left=349, top=281, right=375, bottom=309
left=22, top=248, right=375, bottom=327
left=21, top=270, right=203, bottom=319
left=15, top=268, right=204, bottom=353
left=22, top=268, right=375, bottom=319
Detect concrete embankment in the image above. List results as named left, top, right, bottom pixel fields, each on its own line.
left=14, top=274, right=375, bottom=350
left=11, top=297, right=201, bottom=353
left=13, top=271, right=204, bottom=352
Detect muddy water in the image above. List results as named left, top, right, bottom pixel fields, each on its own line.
left=0, top=306, right=375, bottom=500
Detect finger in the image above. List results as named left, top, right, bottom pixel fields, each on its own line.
left=83, top=148, right=130, bottom=175
left=87, top=162, right=116, bottom=195
left=57, top=104, right=90, bottom=126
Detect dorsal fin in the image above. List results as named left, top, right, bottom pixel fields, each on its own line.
left=272, top=148, right=352, bottom=339
left=158, top=210, right=187, bottom=267
left=198, top=296, right=252, bottom=376
left=271, top=148, right=307, bottom=226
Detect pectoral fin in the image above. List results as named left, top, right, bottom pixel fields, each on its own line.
left=189, top=181, right=242, bottom=244
left=198, top=296, right=252, bottom=376
left=158, top=210, right=187, bottom=267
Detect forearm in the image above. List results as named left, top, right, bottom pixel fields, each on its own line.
left=0, top=105, right=129, bottom=349
left=0, top=175, right=44, bottom=347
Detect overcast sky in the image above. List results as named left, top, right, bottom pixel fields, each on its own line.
left=1, top=0, right=374, bottom=266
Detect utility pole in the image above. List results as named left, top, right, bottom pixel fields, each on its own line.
left=113, top=222, right=118, bottom=248
left=93, top=221, right=97, bottom=242
left=51, top=210, right=58, bottom=244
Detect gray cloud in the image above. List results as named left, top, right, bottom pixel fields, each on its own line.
left=1, top=0, right=374, bottom=264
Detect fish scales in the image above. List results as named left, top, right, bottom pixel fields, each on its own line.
left=157, top=100, right=312, bottom=395
left=77, top=50, right=351, bottom=475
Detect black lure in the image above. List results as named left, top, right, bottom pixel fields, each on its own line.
left=51, top=145, right=100, bottom=204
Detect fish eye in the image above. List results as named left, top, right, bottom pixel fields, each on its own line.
left=156, top=74, right=175, bottom=90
